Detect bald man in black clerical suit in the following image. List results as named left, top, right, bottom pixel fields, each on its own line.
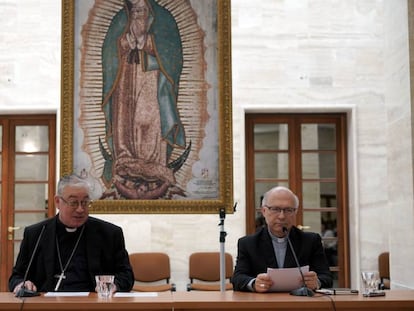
left=9, top=174, right=134, bottom=294
left=232, top=186, right=333, bottom=292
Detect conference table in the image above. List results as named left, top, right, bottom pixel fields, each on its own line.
left=0, top=290, right=413, bottom=311
left=173, top=290, right=414, bottom=311
left=0, top=292, right=172, bottom=311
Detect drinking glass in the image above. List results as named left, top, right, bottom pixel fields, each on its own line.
left=95, top=275, right=115, bottom=298
left=361, top=271, right=380, bottom=296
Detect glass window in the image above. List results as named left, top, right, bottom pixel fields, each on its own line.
left=13, top=213, right=47, bottom=240
left=302, top=182, right=337, bottom=208
left=254, top=124, right=288, bottom=150
left=302, top=153, right=336, bottom=179
left=302, top=123, right=336, bottom=150
left=15, top=126, right=49, bottom=152
left=15, top=155, right=49, bottom=181
left=14, top=184, right=48, bottom=211
left=255, top=153, right=289, bottom=179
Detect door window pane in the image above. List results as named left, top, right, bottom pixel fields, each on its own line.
left=13, top=213, right=48, bottom=263
left=15, top=155, right=49, bottom=181
left=255, top=153, right=289, bottom=179
left=302, top=182, right=337, bottom=208
left=13, top=213, right=47, bottom=240
left=302, top=211, right=338, bottom=235
left=14, top=184, right=48, bottom=211
left=254, top=124, right=288, bottom=150
left=15, top=126, right=49, bottom=152
left=302, top=123, right=336, bottom=150
left=302, top=153, right=336, bottom=179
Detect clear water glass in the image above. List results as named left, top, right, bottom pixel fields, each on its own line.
left=361, top=271, right=380, bottom=295
left=95, top=275, right=115, bottom=298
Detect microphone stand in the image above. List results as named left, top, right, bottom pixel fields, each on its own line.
left=284, top=228, right=314, bottom=297
left=16, top=226, right=45, bottom=298
left=218, top=208, right=227, bottom=292
left=15, top=284, right=39, bottom=298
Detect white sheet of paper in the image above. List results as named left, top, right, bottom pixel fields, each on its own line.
left=44, top=292, right=90, bottom=297
left=114, top=292, right=158, bottom=297
left=267, top=265, right=309, bottom=292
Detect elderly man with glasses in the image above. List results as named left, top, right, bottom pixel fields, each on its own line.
left=232, top=186, right=333, bottom=293
left=9, top=174, right=134, bottom=295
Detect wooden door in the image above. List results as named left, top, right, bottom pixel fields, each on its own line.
left=245, top=113, right=349, bottom=287
left=0, top=115, right=56, bottom=291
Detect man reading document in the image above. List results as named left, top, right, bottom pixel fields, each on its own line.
left=231, top=186, right=333, bottom=292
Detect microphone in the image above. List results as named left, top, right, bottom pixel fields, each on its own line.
left=283, top=226, right=314, bottom=297
left=15, top=225, right=46, bottom=298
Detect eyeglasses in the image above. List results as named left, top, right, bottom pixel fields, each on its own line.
left=59, top=196, right=91, bottom=209
left=265, top=206, right=297, bottom=215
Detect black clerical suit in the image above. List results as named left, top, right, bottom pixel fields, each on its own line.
left=9, top=215, right=134, bottom=293
left=231, top=226, right=333, bottom=291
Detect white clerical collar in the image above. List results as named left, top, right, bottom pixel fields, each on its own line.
left=65, top=227, right=77, bottom=233
left=268, top=228, right=286, bottom=243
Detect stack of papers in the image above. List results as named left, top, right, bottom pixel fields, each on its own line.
left=44, top=292, right=158, bottom=297
left=44, top=292, right=89, bottom=297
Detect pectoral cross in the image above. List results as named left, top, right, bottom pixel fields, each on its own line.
left=54, top=272, right=66, bottom=291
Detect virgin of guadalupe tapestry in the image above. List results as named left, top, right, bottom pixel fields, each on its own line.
left=76, top=0, right=218, bottom=201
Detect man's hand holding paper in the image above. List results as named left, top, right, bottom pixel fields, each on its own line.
left=266, top=265, right=309, bottom=292
left=253, top=273, right=272, bottom=292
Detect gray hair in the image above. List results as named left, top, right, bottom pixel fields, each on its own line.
left=57, top=174, right=91, bottom=196
left=261, top=186, right=299, bottom=209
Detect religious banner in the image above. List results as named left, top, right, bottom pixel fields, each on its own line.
left=61, top=0, right=233, bottom=213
